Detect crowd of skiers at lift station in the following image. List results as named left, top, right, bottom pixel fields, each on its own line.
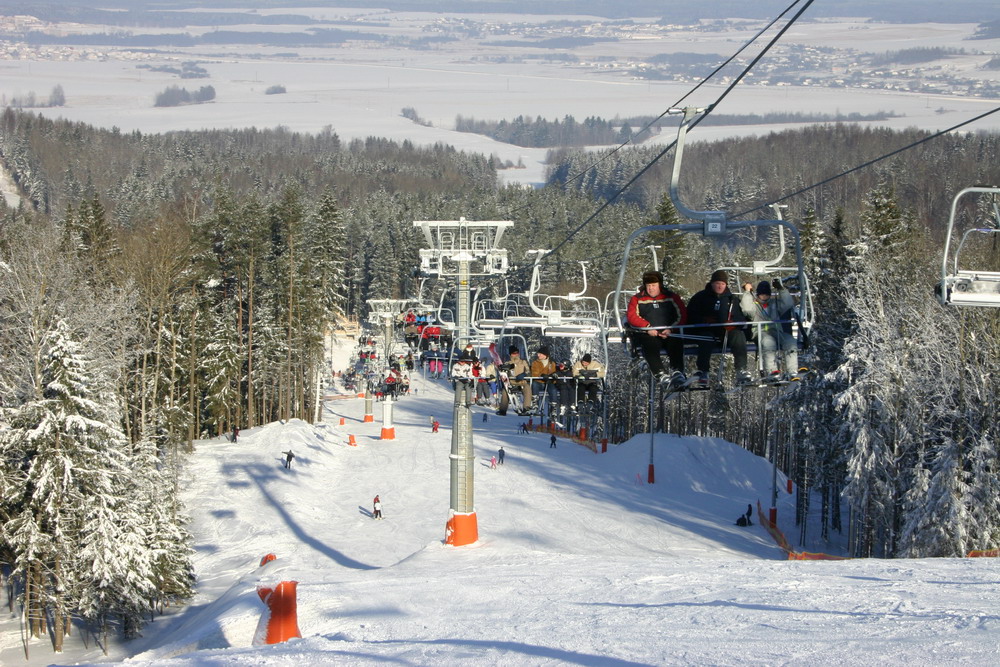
left=627, top=268, right=807, bottom=389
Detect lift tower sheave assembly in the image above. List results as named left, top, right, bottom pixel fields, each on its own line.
left=414, top=218, right=512, bottom=547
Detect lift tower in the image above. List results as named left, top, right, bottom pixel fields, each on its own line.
left=414, top=217, right=512, bottom=546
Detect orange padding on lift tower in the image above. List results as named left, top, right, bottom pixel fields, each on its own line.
left=253, top=581, right=302, bottom=645
left=380, top=427, right=395, bottom=440
left=445, top=512, right=478, bottom=546
left=755, top=501, right=850, bottom=561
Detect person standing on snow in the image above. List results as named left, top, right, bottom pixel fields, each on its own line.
left=232, top=425, right=239, bottom=443
left=498, top=445, right=505, bottom=465
left=550, top=434, right=557, bottom=448
left=373, top=495, right=383, bottom=520
left=283, top=450, right=295, bottom=469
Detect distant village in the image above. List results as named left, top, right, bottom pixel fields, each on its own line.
left=1, top=12, right=998, bottom=99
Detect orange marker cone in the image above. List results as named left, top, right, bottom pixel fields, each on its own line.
left=252, top=581, right=301, bottom=645
left=339, top=417, right=346, bottom=426
left=259, top=553, right=277, bottom=567
left=348, top=434, right=357, bottom=446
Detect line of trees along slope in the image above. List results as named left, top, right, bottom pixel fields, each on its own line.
left=0, top=109, right=999, bottom=657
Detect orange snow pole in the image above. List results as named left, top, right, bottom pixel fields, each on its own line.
left=347, top=434, right=357, bottom=446
left=647, top=463, right=655, bottom=484
left=787, top=479, right=793, bottom=494
left=445, top=512, right=479, bottom=547
left=253, top=581, right=301, bottom=645
left=259, top=553, right=277, bottom=567
left=601, top=438, right=608, bottom=453
left=578, top=427, right=587, bottom=440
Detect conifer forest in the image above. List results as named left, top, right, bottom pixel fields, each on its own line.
left=2, top=106, right=1000, bottom=649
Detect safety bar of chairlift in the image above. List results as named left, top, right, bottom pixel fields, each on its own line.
left=629, top=320, right=809, bottom=346
left=543, top=324, right=603, bottom=337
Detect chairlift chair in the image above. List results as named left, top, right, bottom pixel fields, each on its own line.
left=612, top=106, right=813, bottom=383
left=938, top=186, right=1000, bottom=308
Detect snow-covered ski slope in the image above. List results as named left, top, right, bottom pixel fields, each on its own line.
left=56, top=354, right=1000, bottom=666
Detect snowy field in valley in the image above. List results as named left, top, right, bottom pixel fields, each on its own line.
left=4, top=338, right=999, bottom=666
left=0, top=18, right=997, bottom=187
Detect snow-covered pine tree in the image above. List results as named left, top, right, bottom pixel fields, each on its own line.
left=1, top=319, right=152, bottom=649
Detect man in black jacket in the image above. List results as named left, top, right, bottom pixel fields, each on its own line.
left=686, top=270, right=751, bottom=386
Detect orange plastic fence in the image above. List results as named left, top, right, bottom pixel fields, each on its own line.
left=968, top=549, right=1000, bottom=558
left=527, top=423, right=597, bottom=452
left=755, top=501, right=850, bottom=561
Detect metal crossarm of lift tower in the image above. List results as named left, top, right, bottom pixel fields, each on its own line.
left=413, top=218, right=513, bottom=276
left=366, top=299, right=416, bottom=319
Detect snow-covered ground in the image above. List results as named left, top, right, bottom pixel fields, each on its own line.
left=5, top=337, right=999, bottom=666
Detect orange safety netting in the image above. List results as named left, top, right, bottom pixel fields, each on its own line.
left=755, top=501, right=850, bottom=561
left=528, top=422, right=598, bottom=452
left=967, top=549, right=1000, bottom=558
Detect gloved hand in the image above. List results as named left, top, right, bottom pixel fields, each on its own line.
left=772, top=278, right=783, bottom=290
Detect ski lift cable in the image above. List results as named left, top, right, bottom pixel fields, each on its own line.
left=519, top=0, right=818, bottom=271
left=547, top=0, right=808, bottom=195
left=480, top=0, right=817, bottom=295
left=480, top=1, right=816, bottom=298
left=731, top=105, right=1000, bottom=219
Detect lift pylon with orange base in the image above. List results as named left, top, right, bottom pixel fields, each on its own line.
left=380, top=396, right=396, bottom=440
left=363, top=392, right=375, bottom=423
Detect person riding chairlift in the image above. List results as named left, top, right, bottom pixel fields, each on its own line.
left=626, top=270, right=687, bottom=387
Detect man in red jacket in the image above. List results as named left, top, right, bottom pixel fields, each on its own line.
left=626, top=270, right=687, bottom=386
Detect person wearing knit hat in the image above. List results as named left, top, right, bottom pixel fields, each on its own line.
left=530, top=346, right=557, bottom=413
left=572, top=353, right=606, bottom=406
left=626, top=268, right=688, bottom=387
left=740, top=278, right=800, bottom=381
left=685, top=268, right=750, bottom=386
left=498, top=344, right=531, bottom=415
